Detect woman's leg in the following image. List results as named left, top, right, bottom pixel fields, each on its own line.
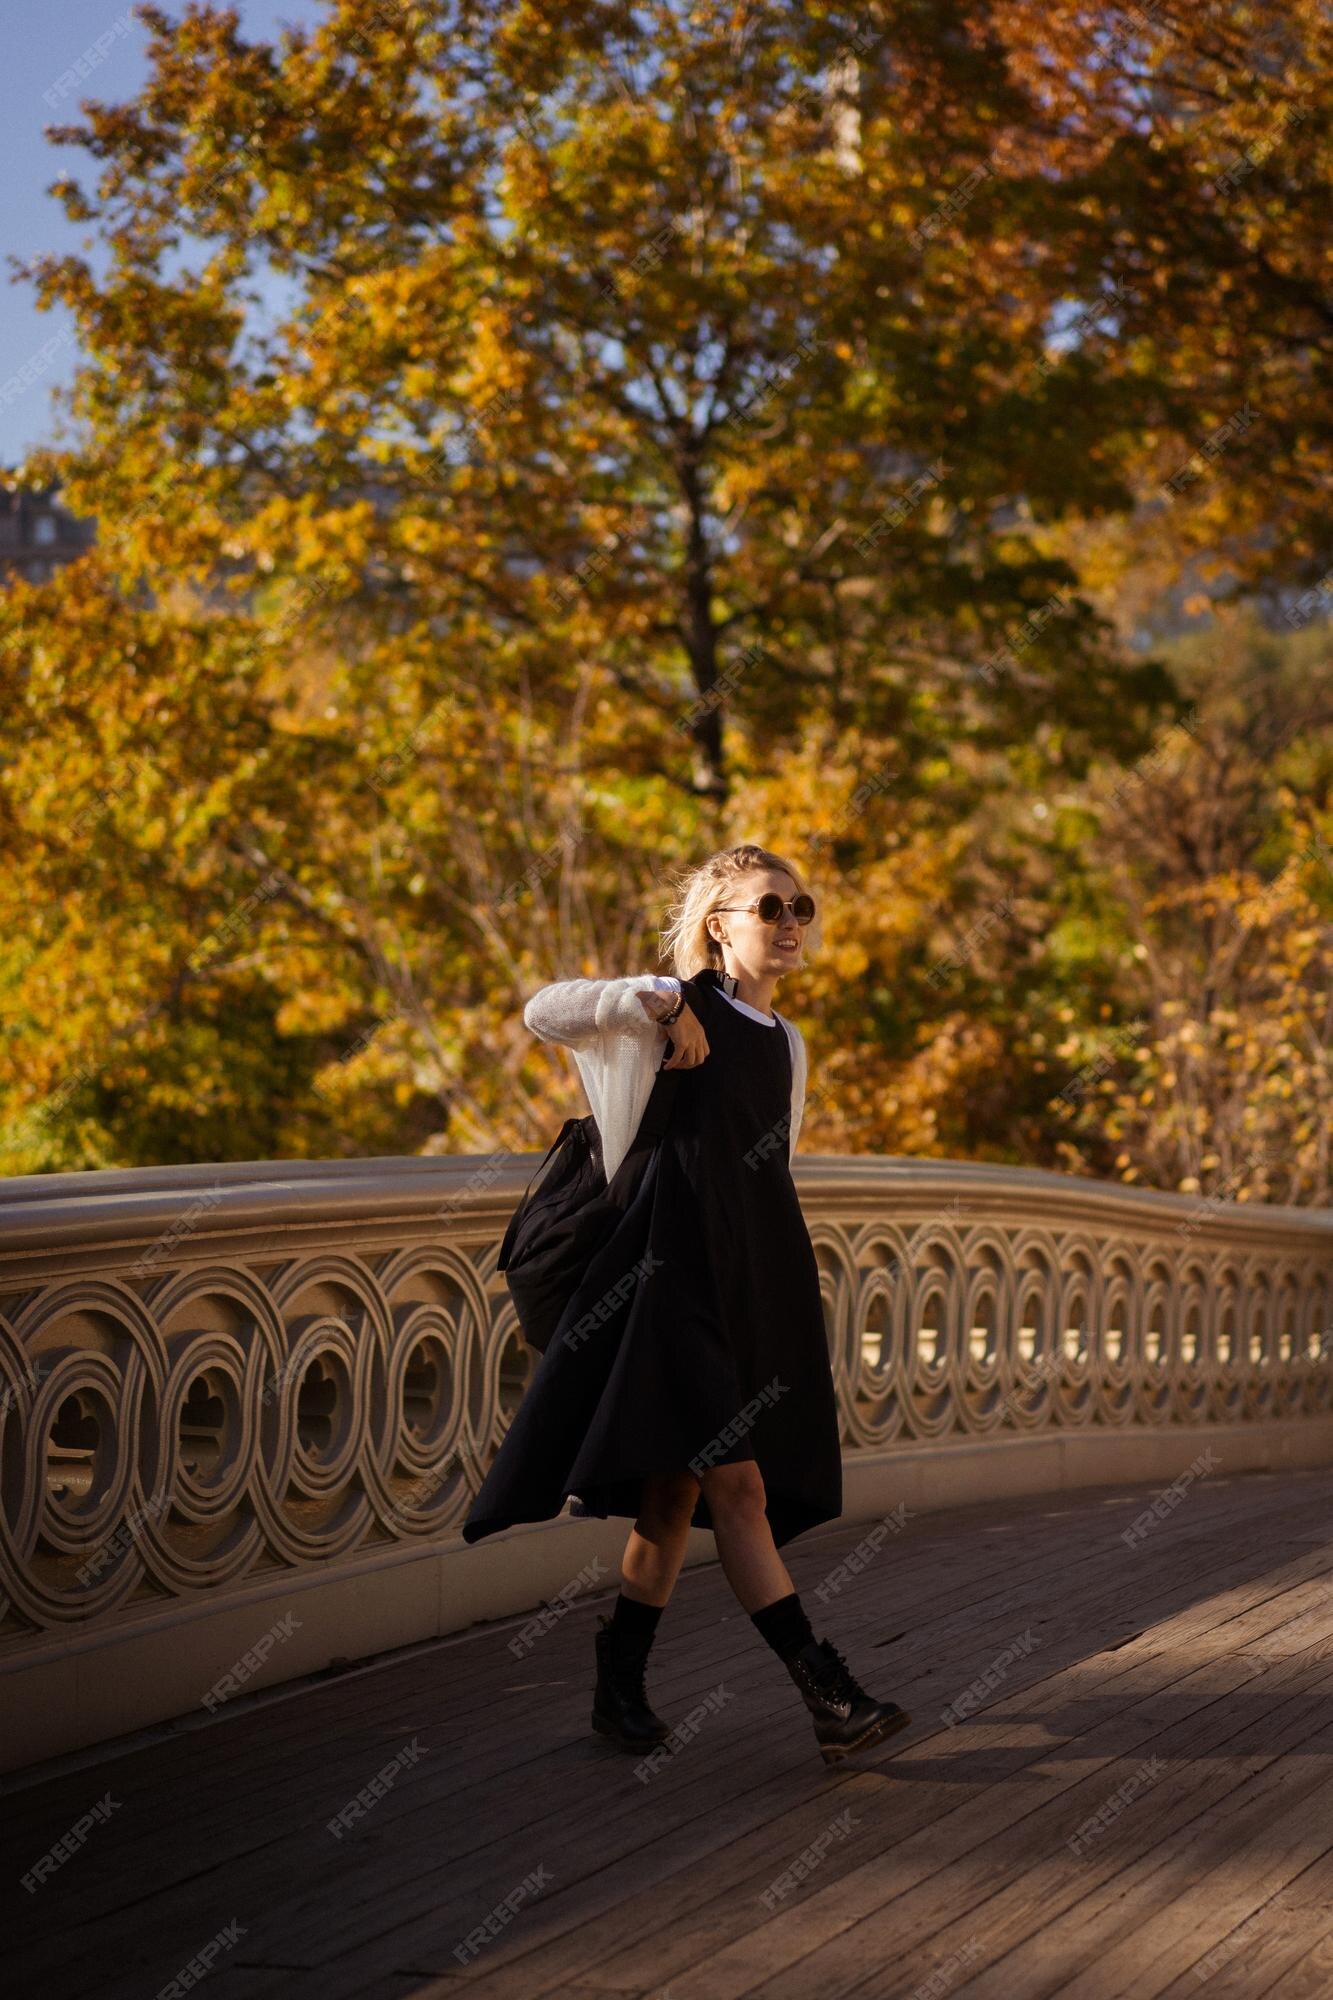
left=697, top=1464, right=912, bottom=1764
left=620, top=1468, right=703, bottom=1606
left=699, top=1461, right=793, bottom=1611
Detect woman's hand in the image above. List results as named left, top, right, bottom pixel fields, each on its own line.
left=637, top=990, right=709, bottom=1069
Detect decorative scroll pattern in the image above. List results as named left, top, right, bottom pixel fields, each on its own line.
left=1, top=1174, right=1330, bottom=1645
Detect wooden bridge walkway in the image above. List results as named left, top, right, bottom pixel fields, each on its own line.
left=10, top=1461, right=1333, bottom=2000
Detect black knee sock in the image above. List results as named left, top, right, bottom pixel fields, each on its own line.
left=609, top=1590, right=665, bottom=1645
left=750, top=1589, right=816, bottom=1661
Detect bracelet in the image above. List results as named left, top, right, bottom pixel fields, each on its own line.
left=659, top=988, right=685, bottom=1027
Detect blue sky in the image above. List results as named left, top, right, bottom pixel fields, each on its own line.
left=1, top=0, right=326, bottom=473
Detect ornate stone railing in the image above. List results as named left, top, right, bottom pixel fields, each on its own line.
left=2, top=1155, right=1331, bottom=1765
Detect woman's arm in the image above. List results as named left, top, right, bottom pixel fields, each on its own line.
left=522, top=974, right=680, bottom=1049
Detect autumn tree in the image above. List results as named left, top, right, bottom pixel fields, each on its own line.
left=1, top=0, right=1328, bottom=1184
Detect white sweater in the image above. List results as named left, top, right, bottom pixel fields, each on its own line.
left=521, top=973, right=808, bottom=1182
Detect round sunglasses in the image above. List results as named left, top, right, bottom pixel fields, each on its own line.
left=715, top=893, right=816, bottom=925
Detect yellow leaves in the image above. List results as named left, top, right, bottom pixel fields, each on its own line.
left=6, top=0, right=1331, bottom=1176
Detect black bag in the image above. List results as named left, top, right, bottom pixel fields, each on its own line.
left=496, top=1011, right=686, bottom=1356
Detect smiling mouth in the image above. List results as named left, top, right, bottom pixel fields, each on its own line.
left=774, top=937, right=800, bottom=953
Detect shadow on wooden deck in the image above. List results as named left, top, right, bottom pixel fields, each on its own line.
left=8, top=1461, right=1333, bottom=2000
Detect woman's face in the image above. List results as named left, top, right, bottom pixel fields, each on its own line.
left=707, top=868, right=806, bottom=983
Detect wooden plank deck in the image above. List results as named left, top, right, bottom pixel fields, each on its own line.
left=8, top=1462, right=1333, bottom=2000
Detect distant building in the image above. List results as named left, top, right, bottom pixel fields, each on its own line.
left=0, top=478, right=96, bottom=585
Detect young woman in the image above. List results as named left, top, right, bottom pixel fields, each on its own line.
left=463, top=843, right=910, bottom=1765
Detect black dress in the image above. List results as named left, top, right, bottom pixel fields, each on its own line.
left=461, top=966, right=843, bottom=1551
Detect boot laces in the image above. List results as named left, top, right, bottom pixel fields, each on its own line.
left=809, top=1640, right=869, bottom=1707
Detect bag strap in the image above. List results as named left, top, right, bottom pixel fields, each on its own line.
left=502, top=971, right=697, bottom=1242
left=496, top=1113, right=585, bottom=1268
left=616, top=971, right=702, bottom=1164
left=631, top=1062, right=680, bottom=1143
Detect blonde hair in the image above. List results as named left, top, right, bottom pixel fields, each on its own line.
left=657, top=843, right=821, bottom=980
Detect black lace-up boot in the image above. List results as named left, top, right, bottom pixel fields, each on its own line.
left=591, top=1611, right=672, bottom=1749
left=783, top=1636, right=911, bottom=1766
